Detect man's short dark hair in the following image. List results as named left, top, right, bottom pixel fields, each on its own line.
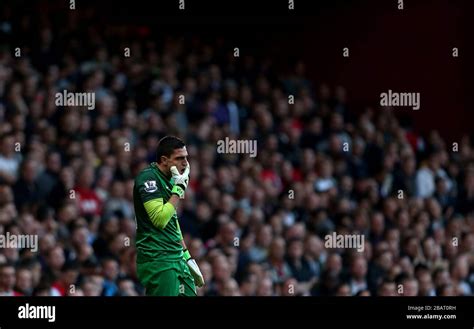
left=156, top=136, right=185, bottom=164
left=61, top=261, right=80, bottom=273
left=0, top=261, right=15, bottom=272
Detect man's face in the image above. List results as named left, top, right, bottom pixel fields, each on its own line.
left=0, top=267, right=16, bottom=290
left=16, top=270, right=32, bottom=291
left=403, top=279, right=419, bottom=296
left=161, top=147, right=188, bottom=175
left=1, top=136, right=14, bottom=155
left=379, top=283, right=397, bottom=296
left=418, top=272, right=433, bottom=295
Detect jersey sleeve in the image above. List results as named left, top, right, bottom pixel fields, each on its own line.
left=136, top=171, right=163, bottom=203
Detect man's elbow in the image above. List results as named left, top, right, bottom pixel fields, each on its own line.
left=151, top=213, right=170, bottom=230
left=155, top=220, right=168, bottom=230
left=144, top=200, right=174, bottom=230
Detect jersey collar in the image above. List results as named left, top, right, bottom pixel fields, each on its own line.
left=151, top=162, right=174, bottom=185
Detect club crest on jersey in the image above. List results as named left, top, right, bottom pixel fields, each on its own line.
left=144, top=180, right=158, bottom=193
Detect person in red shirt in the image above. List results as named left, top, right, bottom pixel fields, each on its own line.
left=74, top=165, right=102, bottom=217
left=51, top=263, right=80, bottom=296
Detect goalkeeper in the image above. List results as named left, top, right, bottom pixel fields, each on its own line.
left=133, top=136, right=204, bottom=296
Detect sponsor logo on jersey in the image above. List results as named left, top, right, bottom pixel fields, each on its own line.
left=144, top=180, right=158, bottom=193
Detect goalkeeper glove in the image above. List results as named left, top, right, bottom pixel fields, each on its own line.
left=170, top=162, right=190, bottom=199
left=183, top=249, right=205, bottom=288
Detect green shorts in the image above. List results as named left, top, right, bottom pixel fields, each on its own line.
left=137, top=258, right=197, bottom=296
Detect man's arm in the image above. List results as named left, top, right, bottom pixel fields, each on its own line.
left=139, top=163, right=185, bottom=230
left=143, top=195, right=180, bottom=229
left=177, top=221, right=205, bottom=288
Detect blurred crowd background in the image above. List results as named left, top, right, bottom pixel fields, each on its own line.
left=0, top=2, right=473, bottom=297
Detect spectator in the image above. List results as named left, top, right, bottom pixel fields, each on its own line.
left=0, top=7, right=472, bottom=297
left=286, top=238, right=317, bottom=289
left=398, top=275, right=419, bottom=296
left=12, top=158, right=41, bottom=212
left=265, top=237, right=292, bottom=285
left=0, top=263, right=22, bottom=296
left=348, top=255, right=368, bottom=295
left=116, top=277, right=139, bottom=296
left=101, top=257, right=119, bottom=296
left=450, top=254, right=472, bottom=295
left=52, top=262, right=80, bottom=296
left=377, top=279, right=397, bottom=296
left=15, top=267, right=34, bottom=296
left=74, top=165, right=102, bottom=218
left=0, top=134, right=21, bottom=185
left=36, top=151, right=61, bottom=200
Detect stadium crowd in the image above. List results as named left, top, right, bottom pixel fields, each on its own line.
left=0, top=7, right=473, bottom=296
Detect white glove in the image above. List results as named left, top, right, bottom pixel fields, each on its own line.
left=187, top=258, right=205, bottom=288
left=170, top=162, right=190, bottom=199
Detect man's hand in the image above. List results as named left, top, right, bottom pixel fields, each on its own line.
left=187, top=258, right=205, bottom=288
left=183, top=249, right=205, bottom=288
left=170, top=162, right=190, bottom=199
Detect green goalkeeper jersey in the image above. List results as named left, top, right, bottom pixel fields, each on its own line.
left=133, top=162, right=183, bottom=263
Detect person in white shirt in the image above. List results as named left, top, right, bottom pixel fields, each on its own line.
left=0, top=134, right=22, bottom=184
left=415, top=150, right=451, bottom=198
